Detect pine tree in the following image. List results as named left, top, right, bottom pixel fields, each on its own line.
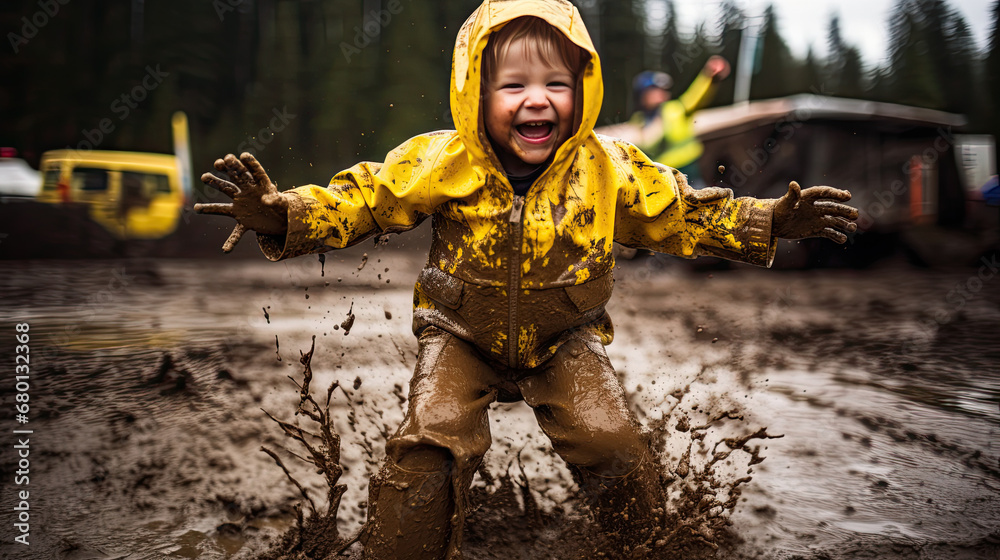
left=595, top=0, right=646, bottom=124
left=666, top=22, right=711, bottom=92
left=750, top=5, right=795, bottom=100
left=798, top=47, right=825, bottom=95
left=885, top=0, right=945, bottom=108
left=713, top=1, right=745, bottom=106
left=987, top=1, right=1000, bottom=152
left=659, top=0, right=684, bottom=78
left=941, top=11, right=980, bottom=118
left=826, top=14, right=866, bottom=98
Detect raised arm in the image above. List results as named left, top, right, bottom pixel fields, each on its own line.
left=676, top=56, right=729, bottom=116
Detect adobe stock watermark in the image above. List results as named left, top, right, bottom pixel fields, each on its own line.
left=236, top=107, right=297, bottom=157
left=213, top=0, right=249, bottom=21
left=340, top=0, right=408, bottom=63
left=64, top=65, right=170, bottom=157
left=721, top=84, right=834, bottom=189
left=7, top=0, right=70, bottom=54
left=181, top=106, right=295, bottom=225
left=902, top=253, right=999, bottom=354
left=846, top=126, right=956, bottom=244
left=668, top=40, right=707, bottom=76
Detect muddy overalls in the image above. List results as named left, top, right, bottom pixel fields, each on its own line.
left=256, top=2, right=777, bottom=558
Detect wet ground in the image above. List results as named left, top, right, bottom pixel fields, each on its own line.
left=1, top=248, right=998, bottom=559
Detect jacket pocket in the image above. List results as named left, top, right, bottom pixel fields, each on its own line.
left=417, top=266, right=464, bottom=310
left=563, top=272, right=614, bottom=313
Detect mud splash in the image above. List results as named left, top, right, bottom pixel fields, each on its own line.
left=250, top=338, right=780, bottom=560
left=251, top=337, right=355, bottom=559
left=4, top=259, right=996, bottom=560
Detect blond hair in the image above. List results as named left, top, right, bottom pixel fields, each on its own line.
left=482, top=16, right=586, bottom=81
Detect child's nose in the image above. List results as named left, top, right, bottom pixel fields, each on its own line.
left=523, top=87, right=550, bottom=108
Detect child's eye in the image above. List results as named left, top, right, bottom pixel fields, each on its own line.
left=500, top=83, right=523, bottom=90
left=548, top=81, right=571, bottom=89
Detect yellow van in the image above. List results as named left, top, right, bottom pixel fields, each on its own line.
left=36, top=149, right=185, bottom=240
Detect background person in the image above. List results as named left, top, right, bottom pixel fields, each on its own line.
left=630, top=56, right=730, bottom=187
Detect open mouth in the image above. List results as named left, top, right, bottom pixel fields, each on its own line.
left=515, top=121, right=554, bottom=143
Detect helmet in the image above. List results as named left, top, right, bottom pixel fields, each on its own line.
left=632, top=71, right=672, bottom=94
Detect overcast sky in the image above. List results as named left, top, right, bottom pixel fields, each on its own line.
left=665, top=0, right=995, bottom=66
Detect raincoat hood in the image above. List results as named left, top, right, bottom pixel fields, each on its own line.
left=450, top=0, right=603, bottom=179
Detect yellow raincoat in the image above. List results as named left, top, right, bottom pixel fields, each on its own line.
left=258, top=0, right=776, bottom=369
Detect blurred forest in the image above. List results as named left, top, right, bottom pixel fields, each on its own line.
left=1, top=0, right=998, bottom=205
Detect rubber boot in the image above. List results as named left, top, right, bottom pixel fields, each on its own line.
left=362, top=457, right=454, bottom=560
left=576, top=453, right=666, bottom=559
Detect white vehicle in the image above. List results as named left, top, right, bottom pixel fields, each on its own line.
left=0, top=150, right=41, bottom=199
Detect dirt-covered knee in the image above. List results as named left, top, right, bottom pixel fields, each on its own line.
left=396, top=444, right=454, bottom=473
left=555, top=424, right=648, bottom=477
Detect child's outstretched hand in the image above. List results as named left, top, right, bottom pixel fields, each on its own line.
left=772, top=181, right=859, bottom=244
left=194, top=153, right=289, bottom=252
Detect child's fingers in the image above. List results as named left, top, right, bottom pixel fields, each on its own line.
left=241, top=152, right=274, bottom=191
left=800, top=186, right=852, bottom=202
left=222, top=224, right=247, bottom=253
left=223, top=153, right=255, bottom=192
left=193, top=202, right=235, bottom=217
left=813, top=200, right=860, bottom=220
left=823, top=216, right=857, bottom=233
left=781, top=181, right=802, bottom=203
left=201, top=172, right=239, bottom=197
left=820, top=227, right=848, bottom=244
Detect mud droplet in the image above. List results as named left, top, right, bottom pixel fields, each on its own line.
left=263, top=307, right=270, bottom=324
left=712, top=337, right=719, bottom=343
left=676, top=447, right=691, bottom=478
left=676, top=416, right=690, bottom=432
left=318, top=253, right=326, bottom=277
left=718, top=165, right=726, bottom=174
left=341, top=303, right=356, bottom=335
left=353, top=377, right=362, bottom=390
left=393, top=383, right=406, bottom=405
left=384, top=310, right=392, bottom=320
left=274, top=335, right=281, bottom=361
left=357, top=253, right=369, bottom=271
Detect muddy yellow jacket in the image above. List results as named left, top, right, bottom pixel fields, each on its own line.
left=258, top=0, right=776, bottom=368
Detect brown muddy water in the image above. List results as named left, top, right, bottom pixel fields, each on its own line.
left=1, top=250, right=998, bottom=559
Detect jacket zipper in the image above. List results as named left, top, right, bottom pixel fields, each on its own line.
left=508, top=195, right=524, bottom=368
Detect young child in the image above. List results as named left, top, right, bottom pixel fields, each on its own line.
left=196, top=1, right=858, bottom=558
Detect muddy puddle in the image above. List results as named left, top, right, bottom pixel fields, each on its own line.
left=0, top=252, right=998, bottom=559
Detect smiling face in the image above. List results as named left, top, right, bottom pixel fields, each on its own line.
left=483, top=37, right=577, bottom=177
